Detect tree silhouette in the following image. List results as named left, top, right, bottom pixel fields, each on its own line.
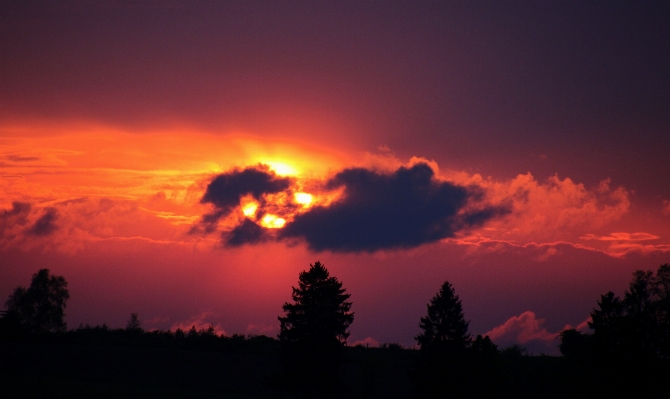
left=413, top=281, right=479, bottom=398
left=416, top=281, right=471, bottom=351
left=589, top=264, right=670, bottom=359
left=126, top=312, right=142, bottom=331
left=5, top=269, right=69, bottom=334
left=278, top=261, right=353, bottom=396
left=559, top=264, right=670, bottom=398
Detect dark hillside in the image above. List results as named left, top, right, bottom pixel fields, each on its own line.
left=1, top=337, right=601, bottom=399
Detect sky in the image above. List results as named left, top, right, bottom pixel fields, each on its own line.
left=1, top=1, right=669, bottom=355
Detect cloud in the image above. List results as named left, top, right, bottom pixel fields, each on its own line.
left=3, top=154, right=40, bottom=163
left=0, top=202, right=58, bottom=244
left=27, top=207, right=58, bottom=236
left=0, top=202, right=32, bottom=246
left=192, top=158, right=637, bottom=253
left=485, top=311, right=560, bottom=355
left=226, top=218, right=268, bottom=247
left=579, top=232, right=670, bottom=256
left=562, top=318, right=591, bottom=333
left=279, top=163, right=508, bottom=252
left=447, top=172, right=631, bottom=244
left=196, top=164, right=292, bottom=233
left=169, top=312, right=227, bottom=336
left=0, top=196, right=203, bottom=254
left=193, top=161, right=507, bottom=251
left=608, top=242, right=670, bottom=257
left=580, top=232, right=660, bottom=242
left=0, top=201, right=31, bottom=226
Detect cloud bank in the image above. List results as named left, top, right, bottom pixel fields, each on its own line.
left=196, top=162, right=509, bottom=252
left=1, top=202, right=60, bottom=247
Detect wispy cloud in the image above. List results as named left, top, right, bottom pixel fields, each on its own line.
left=580, top=232, right=660, bottom=242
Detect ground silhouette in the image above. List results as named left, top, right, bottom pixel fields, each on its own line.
left=4, top=264, right=670, bottom=398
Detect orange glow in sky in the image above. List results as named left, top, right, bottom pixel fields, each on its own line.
left=262, top=161, right=300, bottom=176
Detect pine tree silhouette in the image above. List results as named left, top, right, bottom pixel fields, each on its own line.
left=278, top=261, right=353, bottom=397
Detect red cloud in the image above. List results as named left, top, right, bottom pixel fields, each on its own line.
left=485, top=311, right=560, bottom=355
left=579, top=232, right=670, bottom=257
left=461, top=174, right=630, bottom=243
left=580, top=232, right=660, bottom=241
left=169, top=312, right=227, bottom=336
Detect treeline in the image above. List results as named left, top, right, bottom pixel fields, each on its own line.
left=561, top=263, right=670, bottom=360
left=1, top=322, right=280, bottom=354
left=2, top=262, right=670, bottom=398
left=556, top=263, right=670, bottom=399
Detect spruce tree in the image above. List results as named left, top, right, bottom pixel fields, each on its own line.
left=278, top=261, right=353, bottom=395
left=416, top=280, right=471, bottom=351
left=413, top=281, right=475, bottom=398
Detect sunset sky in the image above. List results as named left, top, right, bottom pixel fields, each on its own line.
left=1, top=1, right=669, bottom=354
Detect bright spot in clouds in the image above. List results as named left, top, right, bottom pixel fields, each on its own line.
left=241, top=202, right=259, bottom=218
left=261, top=214, right=286, bottom=229
left=263, top=161, right=299, bottom=176
left=294, top=192, right=313, bottom=207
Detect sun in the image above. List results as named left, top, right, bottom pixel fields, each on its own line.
left=294, top=192, right=313, bottom=207
left=261, top=214, right=286, bottom=228
left=263, top=161, right=299, bottom=176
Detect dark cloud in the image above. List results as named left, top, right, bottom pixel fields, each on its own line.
left=201, top=164, right=291, bottom=211
left=28, top=207, right=59, bottom=236
left=0, top=201, right=31, bottom=219
left=278, top=163, right=508, bottom=252
left=195, top=164, right=292, bottom=232
left=225, top=218, right=268, bottom=247
left=194, top=162, right=508, bottom=252
left=0, top=202, right=31, bottom=232
left=4, top=155, right=40, bottom=162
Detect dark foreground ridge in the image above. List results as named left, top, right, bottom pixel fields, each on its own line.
left=3, top=318, right=668, bottom=398
left=0, top=329, right=604, bottom=399
left=2, top=264, right=670, bottom=398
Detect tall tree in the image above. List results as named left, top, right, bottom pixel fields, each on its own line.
left=278, top=261, right=353, bottom=396
left=413, top=281, right=481, bottom=399
left=5, top=269, right=69, bottom=334
left=416, top=281, right=471, bottom=351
